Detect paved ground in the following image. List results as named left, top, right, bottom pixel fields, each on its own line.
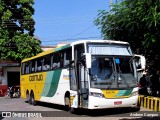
left=0, top=97, right=159, bottom=120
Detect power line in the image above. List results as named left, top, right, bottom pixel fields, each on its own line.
left=41, top=36, right=101, bottom=46
left=0, top=16, right=96, bottom=22
left=0, top=15, right=97, bottom=26
left=69, top=25, right=94, bottom=39
left=41, top=36, right=101, bottom=43
left=38, top=25, right=99, bottom=44
left=38, top=31, right=99, bottom=40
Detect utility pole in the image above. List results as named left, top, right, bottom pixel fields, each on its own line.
left=110, top=0, right=113, bottom=10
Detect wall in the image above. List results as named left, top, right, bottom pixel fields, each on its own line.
left=0, top=67, right=20, bottom=85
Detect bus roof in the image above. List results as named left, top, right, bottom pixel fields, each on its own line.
left=22, top=43, right=70, bottom=62
left=22, top=48, right=54, bottom=62
left=70, top=40, right=129, bottom=46
left=22, top=40, right=129, bottom=62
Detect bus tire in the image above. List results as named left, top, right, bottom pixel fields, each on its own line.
left=26, top=92, right=30, bottom=103
left=132, top=106, right=140, bottom=112
left=64, top=96, right=75, bottom=113
left=30, top=92, right=36, bottom=106
left=64, top=96, right=70, bottom=111
left=69, top=107, right=75, bottom=114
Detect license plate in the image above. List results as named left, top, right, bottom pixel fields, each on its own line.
left=114, top=101, right=122, bottom=105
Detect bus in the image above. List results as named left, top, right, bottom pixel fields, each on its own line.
left=20, top=40, right=140, bottom=113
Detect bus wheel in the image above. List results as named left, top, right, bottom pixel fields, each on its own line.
left=69, top=107, right=75, bottom=114
left=64, top=97, right=70, bottom=111
left=64, top=96, right=75, bottom=113
left=132, top=106, right=140, bottom=112
left=30, top=92, right=36, bottom=106
left=26, top=92, right=30, bottom=103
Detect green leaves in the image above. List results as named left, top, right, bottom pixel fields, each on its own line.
left=95, top=0, right=160, bottom=48
left=0, top=0, right=42, bottom=61
left=95, top=0, right=160, bottom=70
left=2, top=10, right=12, bottom=20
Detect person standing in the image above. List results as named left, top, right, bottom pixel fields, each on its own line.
left=157, top=70, right=160, bottom=97
left=150, top=70, right=159, bottom=97
left=139, top=73, right=148, bottom=95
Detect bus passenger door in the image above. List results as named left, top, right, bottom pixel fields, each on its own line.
left=69, top=59, right=89, bottom=109
left=69, top=61, right=79, bottom=108
left=69, top=44, right=89, bottom=109
left=77, top=60, right=89, bottom=108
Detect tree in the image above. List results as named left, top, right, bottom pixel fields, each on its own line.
left=95, top=0, right=160, bottom=70
left=0, top=0, right=42, bottom=61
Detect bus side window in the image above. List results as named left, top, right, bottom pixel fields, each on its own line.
left=37, top=66, right=42, bottom=71
left=26, top=67, right=29, bottom=74
left=43, top=64, right=50, bottom=70
left=22, top=63, right=25, bottom=75
left=32, top=67, right=35, bottom=72
left=61, top=51, right=64, bottom=68
left=52, top=62, right=58, bottom=68
left=64, top=48, right=71, bottom=67
left=31, top=61, right=35, bottom=73
left=25, top=61, right=32, bottom=74
left=35, top=58, right=43, bottom=72
left=74, top=44, right=84, bottom=61
left=42, top=54, right=52, bottom=71
left=52, top=52, right=61, bottom=69
left=64, top=60, right=69, bottom=66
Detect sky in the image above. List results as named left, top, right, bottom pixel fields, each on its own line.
left=33, top=0, right=111, bottom=46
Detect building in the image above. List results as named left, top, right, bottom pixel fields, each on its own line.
left=0, top=45, right=55, bottom=96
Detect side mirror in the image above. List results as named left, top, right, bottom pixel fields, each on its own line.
left=134, top=54, right=146, bottom=71
left=83, top=53, right=91, bottom=68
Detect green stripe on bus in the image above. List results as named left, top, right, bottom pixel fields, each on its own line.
left=41, top=71, right=54, bottom=96
left=117, top=90, right=126, bottom=96
left=55, top=44, right=70, bottom=51
left=123, top=89, right=133, bottom=96
left=46, top=69, right=62, bottom=97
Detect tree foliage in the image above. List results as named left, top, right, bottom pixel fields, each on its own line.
left=95, top=0, right=160, bottom=70
left=0, top=0, right=42, bottom=61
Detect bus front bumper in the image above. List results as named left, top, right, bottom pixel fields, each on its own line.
left=88, top=95, right=138, bottom=109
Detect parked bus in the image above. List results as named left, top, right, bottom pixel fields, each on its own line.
left=20, top=40, right=139, bottom=113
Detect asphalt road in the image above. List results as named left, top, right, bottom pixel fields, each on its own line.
left=0, top=97, right=159, bottom=120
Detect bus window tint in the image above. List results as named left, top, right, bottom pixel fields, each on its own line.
left=52, top=52, right=61, bottom=69
left=21, top=63, right=25, bottom=74
left=64, top=48, right=71, bottom=67
left=43, top=54, right=52, bottom=71
left=36, top=58, right=43, bottom=72
left=24, top=61, right=32, bottom=74
left=74, top=44, right=84, bottom=60
left=116, top=58, right=131, bottom=73
left=61, top=51, right=64, bottom=68
left=31, top=61, right=35, bottom=73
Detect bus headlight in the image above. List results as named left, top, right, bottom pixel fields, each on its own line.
left=89, top=92, right=104, bottom=98
left=130, top=91, right=138, bottom=97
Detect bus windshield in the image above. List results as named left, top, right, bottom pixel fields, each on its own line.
left=90, top=56, right=137, bottom=89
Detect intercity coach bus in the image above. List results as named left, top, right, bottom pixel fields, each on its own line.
left=20, top=40, right=140, bottom=113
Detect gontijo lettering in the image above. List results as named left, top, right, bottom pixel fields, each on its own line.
left=29, top=74, right=43, bottom=81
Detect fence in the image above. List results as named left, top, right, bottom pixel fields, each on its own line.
left=138, top=95, right=160, bottom=111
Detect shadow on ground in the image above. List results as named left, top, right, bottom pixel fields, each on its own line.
left=24, top=100, right=158, bottom=118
